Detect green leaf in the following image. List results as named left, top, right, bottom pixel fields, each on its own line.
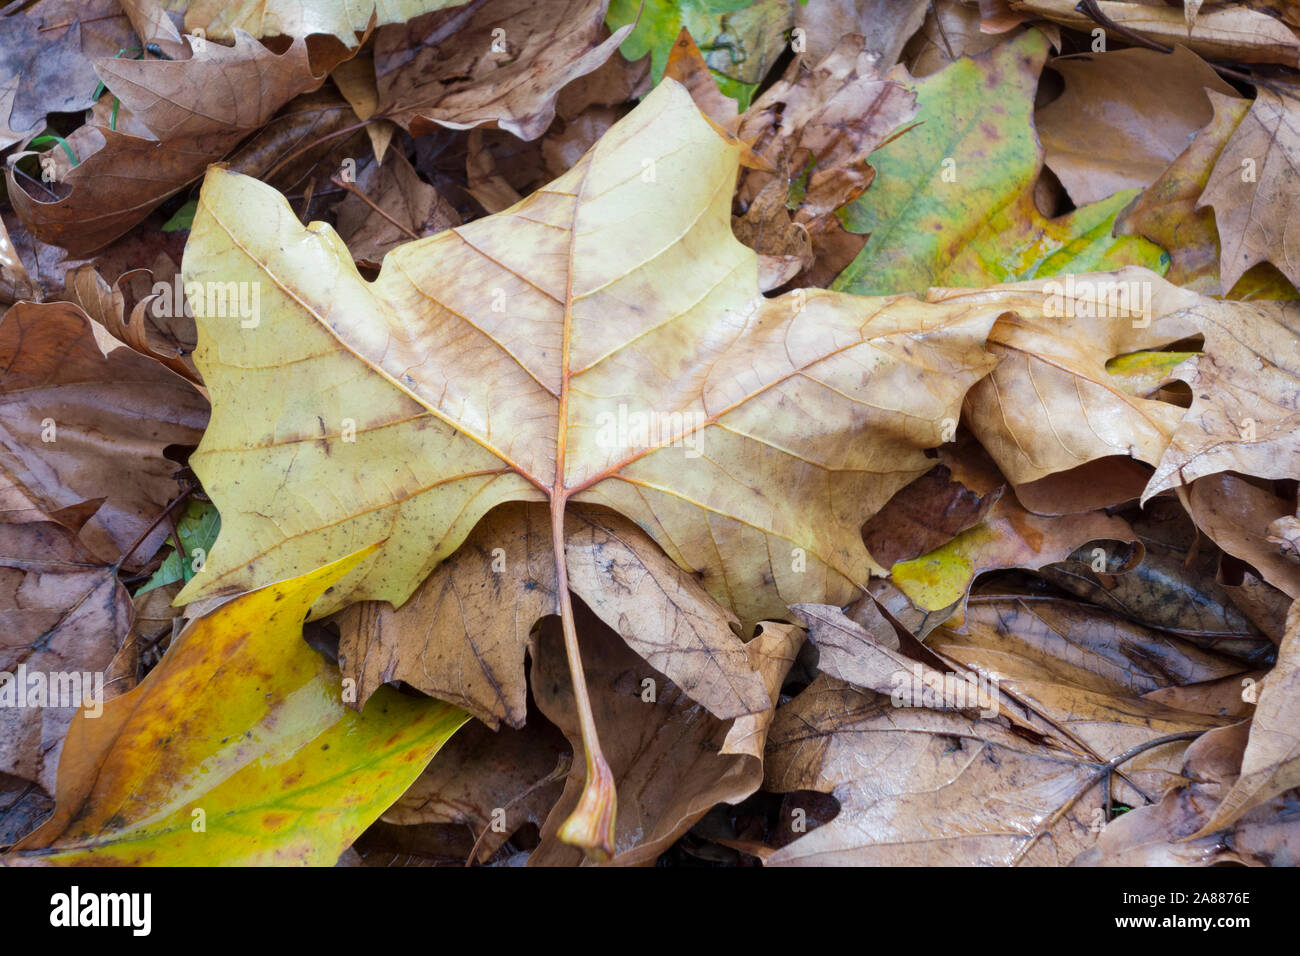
left=161, top=199, right=197, bottom=232
left=136, top=499, right=220, bottom=595
left=607, top=0, right=756, bottom=81
left=833, top=30, right=1166, bottom=297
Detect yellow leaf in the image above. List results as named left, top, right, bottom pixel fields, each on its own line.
left=4, top=547, right=469, bottom=866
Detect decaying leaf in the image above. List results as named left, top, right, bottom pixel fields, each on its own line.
left=1144, top=300, right=1300, bottom=500
left=1201, top=88, right=1300, bottom=295
left=1074, top=722, right=1299, bottom=866
left=1037, top=47, right=1237, bottom=207
left=374, top=0, right=633, bottom=140
left=763, top=673, right=1104, bottom=865
left=1115, top=91, right=1254, bottom=296
left=0, top=302, right=207, bottom=566
left=382, top=713, right=570, bottom=863
left=1012, top=0, right=1300, bottom=66
left=6, top=32, right=326, bottom=255
left=1192, top=597, right=1300, bottom=835
left=886, top=437, right=1139, bottom=613
left=529, top=605, right=801, bottom=865
left=0, top=519, right=132, bottom=802
left=336, top=503, right=770, bottom=727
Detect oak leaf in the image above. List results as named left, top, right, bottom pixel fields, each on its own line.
left=1037, top=47, right=1236, bottom=207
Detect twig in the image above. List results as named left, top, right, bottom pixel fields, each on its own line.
left=261, top=120, right=372, bottom=181
left=330, top=173, right=420, bottom=240
left=114, top=487, right=193, bottom=570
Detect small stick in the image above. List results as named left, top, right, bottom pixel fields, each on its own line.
left=330, top=173, right=420, bottom=240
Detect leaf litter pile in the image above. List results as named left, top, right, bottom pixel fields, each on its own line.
left=1, top=0, right=1299, bottom=868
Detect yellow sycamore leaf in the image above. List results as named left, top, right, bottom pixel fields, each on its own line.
left=175, top=79, right=1022, bottom=856
left=3, top=547, right=469, bottom=866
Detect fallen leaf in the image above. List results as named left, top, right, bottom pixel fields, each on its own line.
left=887, top=439, right=1139, bottom=613
left=1074, top=721, right=1299, bottom=866
left=1039, top=505, right=1261, bottom=639
left=382, top=713, right=570, bottom=863
left=1037, top=47, right=1236, bottom=206
left=795, top=0, right=931, bottom=70
left=375, top=0, right=633, bottom=140
left=336, top=503, right=771, bottom=728
left=833, top=30, right=1165, bottom=296
left=861, top=461, right=996, bottom=568
left=137, top=499, right=220, bottom=594
left=0, top=520, right=132, bottom=802
left=0, top=302, right=207, bottom=567
left=607, top=0, right=771, bottom=85
left=528, top=604, right=802, bottom=865
left=223, top=89, right=371, bottom=196
left=2, top=547, right=470, bottom=866
left=166, top=0, right=469, bottom=43
left=1144, top=299, right=1300, bottom=500
left=1012, top=0, right=1300, bottom=66
left=1115, top=91, right=1253, bottom=295
left=735, top=34, right=918, bottom=241
left=62, top=260, right=200, bottom=382
left=927, top=595, right=1239, bottom=801
left=0, top=1, right=134, bottom=147
left=336, top=150, right=460, bottom=268
left=763, top=673, right=1104, bottom=865
left=925, top=269, right=1205, bottom=499
left=1200, top=88, right=1300, bottom=297
left=5, top=32, right=326, bottom=255
left=903, top=0, right=1005, bottom=77
left=176, top=79, right=1006, bottom=638
left=1180, top=475, right=1300, bottom=601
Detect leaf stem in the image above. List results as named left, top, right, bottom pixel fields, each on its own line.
left=549, top=492, right=617, bottom=860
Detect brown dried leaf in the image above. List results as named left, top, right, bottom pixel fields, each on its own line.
left=0, top=303, right=207, bottom=567
left=374, top=0, right=632, bottom=141
left=529, top=607, right=801, bottom=865
left=763, top=673, right=1103, bottom=865
left=337, top=503, right=770, bottom=728
left=0, top=520, right=132, bottom=800
left=382, top=714, right=569, bottom=862
left=336, top=150, right=460, bottom=268
left=5, top=33, right=324, bottom=256
left=1038, top=47, right=1236, bottom=206
left=1192, top=597, right=1300, bottom=834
